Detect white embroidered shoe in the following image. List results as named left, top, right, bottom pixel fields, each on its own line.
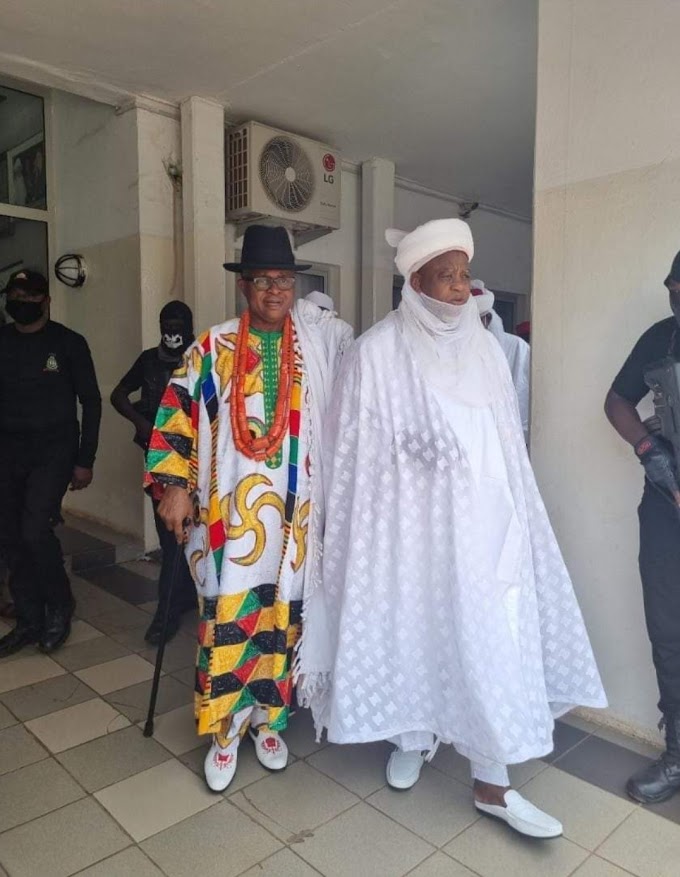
left=475, top=790, right=563, bottom=838
left=204, top=737, right=238, bottom=792
left=249, top=727, right=288, bottom=771
left=386, top=749, right=425, bottom=789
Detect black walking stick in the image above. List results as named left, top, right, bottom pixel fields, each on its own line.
left=143, top=518, right=191, bottom=738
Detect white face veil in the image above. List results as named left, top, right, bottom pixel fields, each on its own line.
left=386, top=220, right=498, bottom=407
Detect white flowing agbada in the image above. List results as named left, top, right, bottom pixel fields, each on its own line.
left=299, top=283, right=606, bottom=768
left=487, top=310, right=531, bottom=441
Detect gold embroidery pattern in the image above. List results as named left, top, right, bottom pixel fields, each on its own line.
left=291, top=499, right=310, bottom=572
left=222, top=474, right=285, bottom=566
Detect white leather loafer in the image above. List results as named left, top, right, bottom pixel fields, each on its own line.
left=386, top=748, right=425, bottom=790
left=475, top=790, right=563, bottom=838
left=204, top=738, right=238, bottom=792
left=249, top=727, right=288, bottom=771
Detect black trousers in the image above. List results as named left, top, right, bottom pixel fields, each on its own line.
left=0, top=432, right=76, bottom=630
left=639, top=482, right=680, bottom=716
left=152, top=500, right=196, bottom=616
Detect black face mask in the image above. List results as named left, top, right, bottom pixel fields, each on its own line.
left=6, top=299, right=45, bottom=326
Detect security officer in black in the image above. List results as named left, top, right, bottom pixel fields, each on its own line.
left=0, top=270, right=101, bottom=656
left=111, top=300, right=196, bottom=646
left=605, top=249, right=680, bottom=804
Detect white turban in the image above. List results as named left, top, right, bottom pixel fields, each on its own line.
left=471, top=279, right=495, bottom=316
left=385, top=218, right=474, bottom=278
left=305, top=290, right=334, bottom=311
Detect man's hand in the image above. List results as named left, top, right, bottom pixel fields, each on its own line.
left=135, top=420, right=153, bottom=447
left=70, top=466, right=93, bottom=491
left=635, top=434, right=680, bottom=506
left=158, top=486, right=194, bottom=544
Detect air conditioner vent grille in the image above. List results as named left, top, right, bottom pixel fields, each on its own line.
left=259, top=136, right=314, bottom=213
left=227, top=127, right=249, bottom=213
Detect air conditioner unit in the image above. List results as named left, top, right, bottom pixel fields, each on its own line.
left=225, top=121, right=341, bottom=244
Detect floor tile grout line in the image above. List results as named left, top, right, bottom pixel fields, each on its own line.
left=136, top=844, right=174, bottom=877
left=0, top=792, right=139, bottom=853
left=233, top=773, right=362, bottom=843
left=546, top=732, right=594, bottom=765
left=68, top=844, right=172, bottom=877
left=221, top=791, right=292, bottom=854
left=53, top=725, right=176, bottom=797
left=361, top=792, right=459, bottom=851
left=438, top=847, right=487, bottom=877
left=565, top=850, right=641, bottom=877
left=590, top=806, right=644, bottom=862
left=402, top=850, right=442, bottom=877
left=231, top=843, right=326, bottom=877
left=0, top=717, right=52, bottom=783
left=1, top=727, right=645, bottom=874
left=286, top=846, right=327, bottom=877
left=10, top=684, right=169, bottom=802
left=91, top=758, right=223, bottom=847
left=7, top=551, right=680, bottom=868
left=547, top=754, right=671, bottom=825
left=300, top=752, right=388, bottom=800
left=0, top=733, right=133, bottom=840
left=216, top=791, right=304, bottom=866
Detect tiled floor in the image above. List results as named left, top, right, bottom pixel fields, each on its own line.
left=0, top=529, right=679, bottom=876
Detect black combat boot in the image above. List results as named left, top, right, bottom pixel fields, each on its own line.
left=144, top=606, right=181, bottom=646
left=39, top=598, right=76, bottom=654
left=0, top=623, right=40, bottom=658
left=627, top=713, right=680, bottom=804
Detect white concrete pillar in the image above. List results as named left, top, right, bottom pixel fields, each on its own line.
left=360, top=158, right=395, bottom=331
left=181, top=96, right=226, bottom=334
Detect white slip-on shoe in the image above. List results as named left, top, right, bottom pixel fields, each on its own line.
left=204, top=737, right=238, bottom=792
left=475, top=789, right=563, bottom=838
left=386, top=748, right=426, bottom=790
left=249, top=727, right=288, bottom=771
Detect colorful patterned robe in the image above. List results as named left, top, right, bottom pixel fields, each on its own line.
left=145, top=318, right=311, bottom=736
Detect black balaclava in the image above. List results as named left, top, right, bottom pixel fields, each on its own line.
left=159, top=300, right=194, bottom=360
left=665, top=251, right=680, bottom=328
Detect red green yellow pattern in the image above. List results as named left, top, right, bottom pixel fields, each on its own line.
left=144, top=321, right=306, bottom=736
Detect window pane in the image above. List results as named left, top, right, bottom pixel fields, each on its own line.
left=0, top=86, right=46, bottom=210
left=295, top=273, right=326, bottom=298
left=0, top=215, right=48, bottom=322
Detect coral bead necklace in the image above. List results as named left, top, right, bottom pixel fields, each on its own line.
left=229, top=310, right=295, bottom=461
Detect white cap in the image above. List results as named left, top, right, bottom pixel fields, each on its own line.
left=471, top=279, right=495, bottom=316
left=386, top=218, right=474, bottom=277
left=305, top=290, right=334, bottom=311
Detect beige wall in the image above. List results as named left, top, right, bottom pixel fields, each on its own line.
left=51, top=92, right=182, bottom=548
left=51, top=91, right=143, bottom=539
left=533, top=0, right=680, bottom=739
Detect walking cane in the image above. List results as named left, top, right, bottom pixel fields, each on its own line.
left=143, top=517, right=191, bottom=738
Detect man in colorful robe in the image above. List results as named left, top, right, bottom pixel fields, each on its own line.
left=145, top=225, right=353, bottom=792
left=299, top=219, right=606, bottom=838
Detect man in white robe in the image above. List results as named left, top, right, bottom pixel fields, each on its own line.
left=472, top=279, right=531, bottom=442
left=299, top=218, right=606, bottom=838
left=305, top=290, right=334, bottom=311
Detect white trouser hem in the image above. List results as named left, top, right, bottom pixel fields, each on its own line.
left=470, top=759, right=510, bottom=786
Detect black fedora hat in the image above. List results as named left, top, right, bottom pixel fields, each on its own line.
left=223, top=225, right=311, bottom=273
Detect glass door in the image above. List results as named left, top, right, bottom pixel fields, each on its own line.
left=0, top=83, right=49, bottom=324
